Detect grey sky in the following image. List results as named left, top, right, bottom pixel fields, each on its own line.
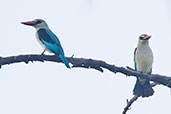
left=0, top=0, right=170, bottom=114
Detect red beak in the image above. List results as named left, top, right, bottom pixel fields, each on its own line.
left=144, top=35, right=151, bottom=40
left=21, top=21, right=36, bottom=26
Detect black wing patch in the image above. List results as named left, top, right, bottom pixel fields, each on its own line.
left=38, top=29, right=56, bottom=44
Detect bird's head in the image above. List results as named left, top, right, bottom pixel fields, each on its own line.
left=21, top=19, right=48, bottom=29
left=138, top=34, right=151, bottom=44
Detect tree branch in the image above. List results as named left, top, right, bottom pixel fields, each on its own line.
left=0, top=54, right=171, bottom=89
left=0, top=54, right=170, bottom=114
left=123, top=96, right=138, bottom=114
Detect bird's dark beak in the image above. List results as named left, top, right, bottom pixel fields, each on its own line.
left=144, top=35, right=151, bottom=40
left=21, top=21, right=36, bottom=26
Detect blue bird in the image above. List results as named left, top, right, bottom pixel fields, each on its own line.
left=21, top=19, right=70, bottom=68
left=133, top=34, right=154, bottom=97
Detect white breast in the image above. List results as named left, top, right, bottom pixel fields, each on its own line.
left=136, top=45, right=153, bottom=73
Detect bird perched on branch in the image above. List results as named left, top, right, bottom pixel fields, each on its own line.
left=133, top=34, right=154, bottom=97
left=21, top=19, right=70, bottom=68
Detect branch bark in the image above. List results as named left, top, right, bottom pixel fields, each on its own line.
left=0, top=54, right=171, bottom=89
left=123, top=96, right=138, bottom=114
left=0, top=54, right=170, bottom=114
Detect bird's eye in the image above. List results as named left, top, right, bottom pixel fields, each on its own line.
left=36, top=20, right=41, bottom=24
left=140, top=37, right=144, bottom=40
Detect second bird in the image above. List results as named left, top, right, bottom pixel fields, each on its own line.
left=133, top=34, right=154, bottom=97
left=21, top=19, right=70, bottom=68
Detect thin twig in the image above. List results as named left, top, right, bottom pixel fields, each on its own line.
left=122, top=96, right=138, bottom=114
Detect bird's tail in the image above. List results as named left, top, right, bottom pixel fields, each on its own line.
left=133, top=78, right=154, bottom=97
left=59, top=53, right=70, bottom=69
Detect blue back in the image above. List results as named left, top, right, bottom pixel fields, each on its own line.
left=37, top=28, right=64, bottom=54
left=134, top=48, right=137, bottom=71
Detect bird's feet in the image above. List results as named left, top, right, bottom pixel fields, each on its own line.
left=41, top=50, right=46, bottom=55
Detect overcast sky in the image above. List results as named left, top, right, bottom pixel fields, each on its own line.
left=0, top=0, right=171, bottom=114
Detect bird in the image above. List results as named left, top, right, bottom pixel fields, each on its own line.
left=21, top=19, right=70, bottom=68
left=133, top=34, right=154, bottom=97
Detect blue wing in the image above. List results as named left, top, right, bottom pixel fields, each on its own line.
left=37, top=29, right=56, bottom=44
left=44, top=29, right=61, bottom=46
left=37, top=28, right=70, bottom=68
left=37, top=28, right=64, bottom=54
left=134, top=48, right=137, bottom=71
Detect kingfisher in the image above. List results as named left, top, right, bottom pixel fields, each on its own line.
left=133, top=34, right=154, bottom=97
left=21, top=19, right=70, bottom=68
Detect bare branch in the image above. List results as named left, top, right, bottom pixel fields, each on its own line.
left=0, top=54, right=171, bottom=89
left=0, top=54, right=169, bottom=113
left=123, top=96, right=138, bottom=114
